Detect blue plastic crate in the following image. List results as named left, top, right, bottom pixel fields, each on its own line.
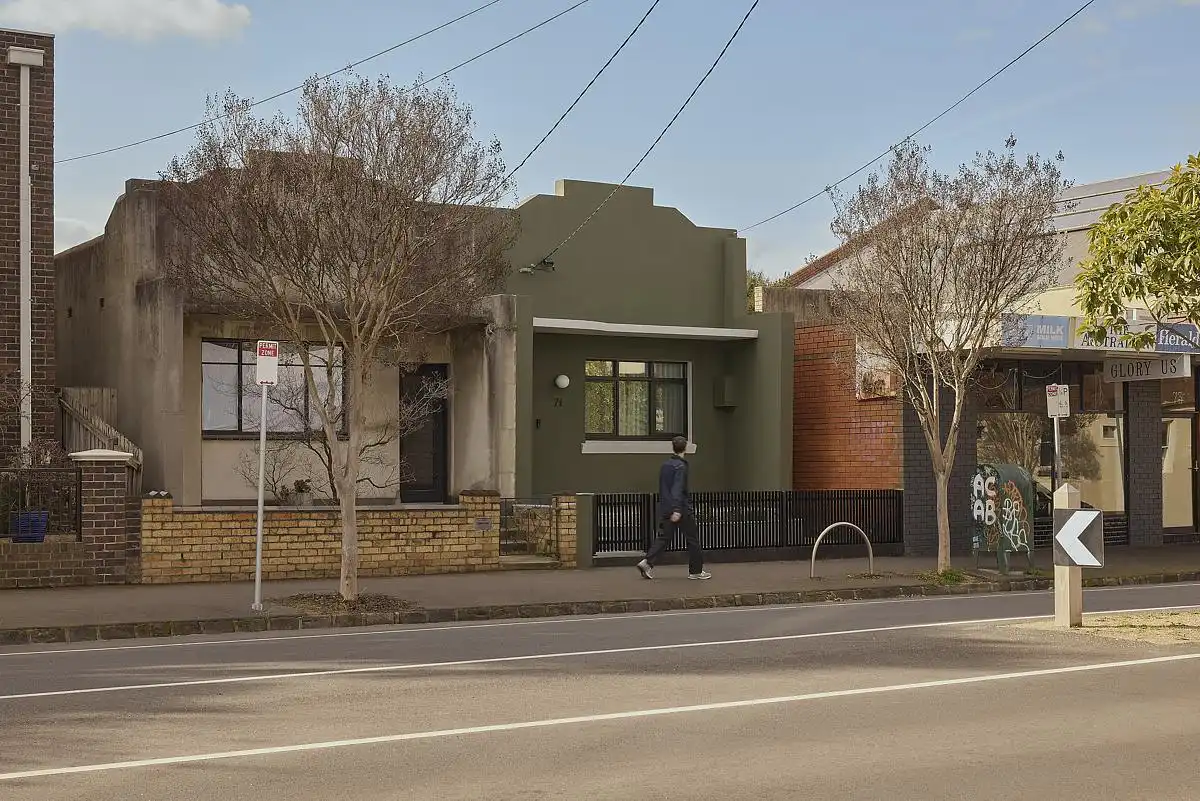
left=9, top=510, right=49, bottom=543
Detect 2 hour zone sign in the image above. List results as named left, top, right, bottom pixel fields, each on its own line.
left=256, top=340, right=279, bottom=386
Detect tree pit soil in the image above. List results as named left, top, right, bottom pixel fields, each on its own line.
left=271, top=593, right=416, bottom=615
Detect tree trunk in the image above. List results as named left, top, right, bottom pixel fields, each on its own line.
left=337, top=473, right=359, bottom=601
left=337, top=364, right=366, bottom=602
left=934, top=468, right=951, bottom=573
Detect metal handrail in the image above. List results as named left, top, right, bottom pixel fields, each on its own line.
left=810, top=522, right=874, bottom=578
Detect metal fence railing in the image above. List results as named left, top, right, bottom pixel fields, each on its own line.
left=500, top=497, right=557, bottom=558
left=1033, top=512, right=1128, bottom=551
left=593, top=490, right=903, bottom=555
left=0, top=468, right=83, bottom=543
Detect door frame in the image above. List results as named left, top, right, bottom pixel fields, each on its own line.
left=399, top=363, right=450, bottom=504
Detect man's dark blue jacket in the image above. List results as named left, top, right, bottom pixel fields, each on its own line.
left=657, top=455, right=692, bottom=521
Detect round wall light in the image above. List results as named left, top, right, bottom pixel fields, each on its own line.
left=554, top=374, right=570, bottom=390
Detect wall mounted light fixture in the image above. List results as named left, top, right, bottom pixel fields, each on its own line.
left=554, top=374, right=570, bottom=389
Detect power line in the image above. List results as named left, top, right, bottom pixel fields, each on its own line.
left=500, top=0, right=662, bottom=186
left=541, top=0, right=761, bottom=262
left=417, top=0, right=593, bottom=90
left=55, top=0, right=508, bottom=165
left=330, top=0, right=595, bottom=135
left=737, top=0, right=1098, bottom=234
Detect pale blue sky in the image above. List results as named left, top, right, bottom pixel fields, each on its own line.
left=9, top=0, right=1200, bottom=276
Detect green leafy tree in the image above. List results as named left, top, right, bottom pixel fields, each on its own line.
left=747, top=269, right=774, bottom=312
left=1076, top=153, right=1200, bottom=349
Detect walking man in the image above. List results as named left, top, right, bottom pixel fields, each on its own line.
left=637, top=436, right=710, bottom=580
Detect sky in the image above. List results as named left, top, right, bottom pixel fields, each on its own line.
left=5, top=0, right=1200, bottom=277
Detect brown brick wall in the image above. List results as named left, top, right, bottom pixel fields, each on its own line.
left=0, top=457, right=136, bottom=588
left=138, top=493, right=506, bottom=583
left=0, top=31, right=56, bottom=453
left=82, top=461, right=133, bottom=583
left=0, top=539, right=90, bottom=588
left=793, top=324, right=903, bottom=490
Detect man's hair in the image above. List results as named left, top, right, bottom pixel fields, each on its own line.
left=671, top=436, right=688, bottom=455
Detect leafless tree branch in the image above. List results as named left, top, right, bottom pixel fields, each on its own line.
left=156, top=72, right=519, bottom=600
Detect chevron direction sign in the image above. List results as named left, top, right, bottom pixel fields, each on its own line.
left=1052, top=508, right=1105, bottom=568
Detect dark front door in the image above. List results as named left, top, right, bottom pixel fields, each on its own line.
left=400, top=364, right=449, bottom=503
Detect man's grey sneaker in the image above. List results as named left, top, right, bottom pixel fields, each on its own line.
left=688, top=571, right=712, bottom=580
left=636, top=559, right=653, bottom=579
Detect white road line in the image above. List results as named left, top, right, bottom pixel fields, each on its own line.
left=3, top=580, right=1197, bottom=660
left=5, top=604, right=1199, bottom=701
left=4, top=649, right=1199, bottom=782
left=0, top=615, right=1034, bottom=700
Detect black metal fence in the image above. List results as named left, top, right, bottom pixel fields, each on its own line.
left=0, top=468, right=83, bottom=542
left=593, top=490, right=903, bottom=555
left=1033, top=512, right=1129, bottom=551
left=500, top=497, right=557, bottom=557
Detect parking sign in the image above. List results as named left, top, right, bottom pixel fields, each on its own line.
left=256, top=341, right=279, bottom=386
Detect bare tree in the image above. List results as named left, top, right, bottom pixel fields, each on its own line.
left=977, top=412, right=1101, bottom=484
left=234, top=365, right=450, bottom=503
left=829, top=138, right=1068, bottom=572
left=0, top=375, right=67, bottom=467
left=234, top=440, right=307, bottom=504
left=158, top=73, right=519, bottom=600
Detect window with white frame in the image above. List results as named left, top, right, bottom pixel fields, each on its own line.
left=584, top=360, right=688, bottom=440
left=201, top=340, right=345, bottom=436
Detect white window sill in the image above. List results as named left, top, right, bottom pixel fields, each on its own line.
left=581, top=441, right=697, bottom=455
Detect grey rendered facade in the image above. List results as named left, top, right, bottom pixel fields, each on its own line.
left=55, top=177, right=793, bottom=505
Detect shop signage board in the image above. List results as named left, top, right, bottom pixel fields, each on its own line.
left=1073, top=321, right=1155, bottom=351
left=1154, top=323, right=1200, bottom=353
left=999, top=314, right=1071, bottom=349
left=1102, top=354, right=1192, bottom=383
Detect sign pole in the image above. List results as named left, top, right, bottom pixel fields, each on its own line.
left=252, top=384, right=269, bottom=613
left=251, top=340, right=280, bottom=614
left=1053, top=484, right=1083, bottom=628
left=1052, top=415, right=1062, bottom=493
left=1045, top=383, right=1070, bottom=495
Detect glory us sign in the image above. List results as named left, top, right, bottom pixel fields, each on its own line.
left=1102, top=353, right=1192, bottom=383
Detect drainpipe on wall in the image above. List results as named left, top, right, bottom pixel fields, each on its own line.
left=7, top=46, right=44, bottom=459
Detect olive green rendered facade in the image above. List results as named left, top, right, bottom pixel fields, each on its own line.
left=508, top=179, right=794, bottom=497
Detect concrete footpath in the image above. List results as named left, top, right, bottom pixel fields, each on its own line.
left=2, top=545, right=1200, bottom=644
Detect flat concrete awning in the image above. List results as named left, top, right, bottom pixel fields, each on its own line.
left=532, top=317, right=759, bottom=341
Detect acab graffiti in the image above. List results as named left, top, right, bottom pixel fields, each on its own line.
left=971, top=466, right=1032, bottom=556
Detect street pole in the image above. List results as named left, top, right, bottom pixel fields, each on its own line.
left=7, top=47, right=44, bottom=459
left=1053, top=483, right=1083, bottom=627
left=252, top=384, right=269, bottom=613
left=251, top=340, right=279, bottom=613
left=1052, top=415, right=1062, bottom=494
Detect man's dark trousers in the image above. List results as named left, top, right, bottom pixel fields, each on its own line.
left=645, top=513, right=703, bottom=574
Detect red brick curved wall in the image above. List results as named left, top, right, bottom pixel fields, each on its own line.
left=792, top=324, right=902, bottom=490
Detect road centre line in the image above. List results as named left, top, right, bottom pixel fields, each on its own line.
left=5, top=604, right=1200, bottom=701
left=4, top=649, right=1199, bottom=782
left=3, top=580, right=1197, bottom=659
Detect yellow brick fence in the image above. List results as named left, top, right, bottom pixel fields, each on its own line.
left=139, top=491, right=578, bottom=584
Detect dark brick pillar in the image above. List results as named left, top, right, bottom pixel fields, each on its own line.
left=1126, top=381, right=1163, bottom=547
left=72, top=449, right=135, bottom=584
left=902, top=383, right=978, bottom=558
left=0, top=31, right=56, bottom=455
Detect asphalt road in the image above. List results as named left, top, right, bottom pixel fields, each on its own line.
left=2, top=582, right=1199, bottom=800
